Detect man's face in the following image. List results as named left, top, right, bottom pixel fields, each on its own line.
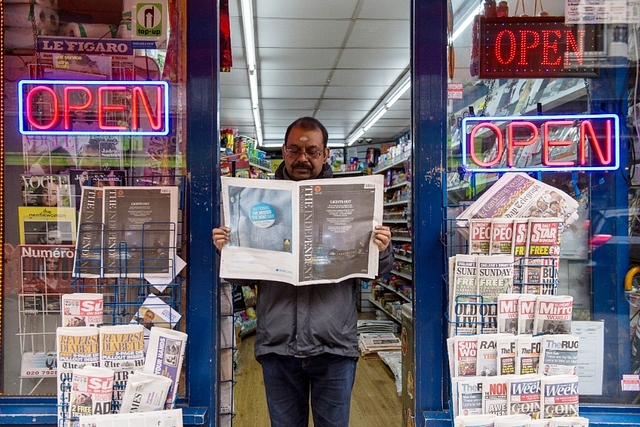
left=281, top=127, right=329, bottom=181
left=46, top=229, right=62, bottom=245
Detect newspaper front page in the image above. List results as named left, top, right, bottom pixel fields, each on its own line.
left=220, top=175, right=384, bottom=286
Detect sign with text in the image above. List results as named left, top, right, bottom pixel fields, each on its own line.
left=461, top=114, right=620, bottom=172
left=18, top=80, right=169, bottom=136
left=478, top=16, right=602, bottom=78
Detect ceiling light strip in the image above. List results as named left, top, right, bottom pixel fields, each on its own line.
left=240, top=0, right=262, bottom=146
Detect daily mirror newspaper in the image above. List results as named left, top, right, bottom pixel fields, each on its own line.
left=220, top=175, right=384, bottom=286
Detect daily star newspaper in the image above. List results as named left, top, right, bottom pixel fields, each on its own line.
left=220, top=175, right=383, bottom=286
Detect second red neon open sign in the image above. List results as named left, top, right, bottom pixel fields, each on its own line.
left=461, top=114, right=620, bottom=172
left=18, top=80, right=170, bottom=136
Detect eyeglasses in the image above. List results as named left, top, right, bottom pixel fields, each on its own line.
left=284, top=147, right=323, bottom=160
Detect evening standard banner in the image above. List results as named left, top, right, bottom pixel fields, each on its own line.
left=220, top=175, right=384, bottom=286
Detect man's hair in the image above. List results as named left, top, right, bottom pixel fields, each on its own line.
left=284, top=117, right=328, bottom=148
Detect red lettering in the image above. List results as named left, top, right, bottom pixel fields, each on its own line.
left=507, top=121, right=538, bottom=167
left=98, top=86, right=127, bottom=131
left=469, top=122, right=502, bottom=167
left=581, top=119, right=612, bottom=165
left=543, top=121, right=573, bottom=167
left=541, top=30, right=562, bottom=66
left=132, top=86, right=163, bottom=131
left=63, top=86, right=93, bottom=130
left=518, top=30, right=540, bottom=66
left=26, top=86, right=59, bottom=130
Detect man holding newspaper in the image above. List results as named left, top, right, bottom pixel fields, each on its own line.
left=213, top=117, right=394, bottom=427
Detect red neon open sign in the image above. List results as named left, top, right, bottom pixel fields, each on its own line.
left=18, top=80, right=169, bottom=135
left=461, top=114, right=620, bottom=172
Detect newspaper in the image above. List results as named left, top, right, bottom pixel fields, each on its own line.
left=456, top=173, right=579, bottom=234
left=477, top=333, right=514, bottom=376
left=79, top=408, right=183, bottom=427
left=512, top=219, right=529, bottom=292
left=119, top=371, right=172, bottom=413
left=497, top=334, right=517, bottom=375
left=490, top=218, right=515, bottom=256
left=516, top=335, right=542, bottom=375
left=62, top=293, right=104, bottom=327
left=547, top=417, right=589, bottom=426
left=450, top=254, right=479, bottom=336
left=130, top=294, right=182, bottom=344
left=524, top=218, right=562, bottom=295
left=477, top=255, right=514, bottom=333
left=454, top=376, right=484, bottom=417
left=142, top=326, right=188, bottom=409
left=540, top=335, right=579, bottom=376
left=495, top=414, right=532, bottom=426
left=56, top=326, right=100, bottom=427
left=507, top=374, right=541, bottom=419
left=69, top=366, right=115, bottom=419
left=454, top=335, right=478, bottom=377
left=358, top=332, right=401, bottom=356
left=540, top=375, right=579, bottom=419
left=469, top=218, right=492, bottom=255
left=533, top=295, right=573, bottom=336
left=219, top=175, right=384, bottom=286
left=497, top=294, right=520, bottom=334
left=482, top=375, right=510, bottom=416
left=99, top=324, right=146, bottom=411
left=454, top=414, right=497, bottom=427
left=518, top=295, right=538, bottom=335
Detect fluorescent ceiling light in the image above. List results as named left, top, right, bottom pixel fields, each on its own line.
left=346, top=128, right=365, bottom=146
left=386, top=77, right=411, bottom=108
left=363, top=107, right=388, bottom=131
left=451, top=4, right=482, bottom=42
left=240, top=0, right=262, bottom=145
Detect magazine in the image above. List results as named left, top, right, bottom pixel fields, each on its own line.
left=532, top=295, right=573, bottom=336
left=22, top=135, right=77, bottom=175
left=516, top=335, right=541, bottom=375
left=56, top=326, right=100, bottom=427
left=454, top=335, right=478, bottom=377
left=75, top=135, right=124, bottom=170
left=70, top=169, right=126, bottom=209
left=62, top=293, right=103, bottom=327
left=477, top=255, right=514, bottom=333
left=455, top=376, right=484, bottom=417
left=20, top=244, right=75, bottom=302
left=79, top=408, right=184, bottom=427
left=518, top=295, right=538, bottom=335
left=456, top=173, right=580, bottom=230
left=507, top=374, right=541, bottom=419
left=100, top=324, right=146, bottom=411
left=142, top=327, right=188, bottom=409
left=18, top=206, right=77, bottom=245
left=219, top=175, right=384, bottom=286
left=540, top=375, right=579, bottom=419
left=450, top=254, right=479, bottom=336
left=469, top=218, right=492, bottom=255
left=21, top=174, right=72, bottom=207
left=482, top=375, right=510, bottom=416
left=69, top=366, right=115, bottom=419
left=119, top=371, right=172, bottom=413
left=540, top=335, right=579, bottom=376
left=497, top=294, right=520, bottom=335
left=490, top=218, right=515, bottom=255
left=131, top=294, right=182, bottom=341
left=524, top=218, right=562, bottom=295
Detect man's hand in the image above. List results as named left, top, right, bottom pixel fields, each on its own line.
left=373, top=225, right=391, bottom=251
left=212, top=226, right=230, bottom=251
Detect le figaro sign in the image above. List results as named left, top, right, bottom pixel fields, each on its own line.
left=461, top=114, right=620, bottom=172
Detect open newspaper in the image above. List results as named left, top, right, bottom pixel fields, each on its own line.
left=220, top=175, right=384, bottom=286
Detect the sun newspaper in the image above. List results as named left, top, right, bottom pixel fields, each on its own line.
left=541, top=374, right=580, bottom=419
left=56, top=326, right=100, bottom=427
left=533, top=295, right=573, bottom=336
left=454, top=335, right=478, bottom=377
left=516, top=335, right=542, bottom=375
left=506, top=374, right=541, bottom=419
left=540, top=335, right=580, bottom=376
left=62, top=293, right=103, bottom=327
left=511, top=219, right=529, bottom=293
left=69, top=366, right=115, bottom=419
left=99, top=324, right=146, bottom=411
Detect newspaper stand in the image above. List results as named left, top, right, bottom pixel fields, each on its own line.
left=57, top=218, right=184, bottom=426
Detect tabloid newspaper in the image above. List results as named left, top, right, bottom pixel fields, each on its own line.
left=524, top=218, right=562, bottom=295
left=79, top=408, right=183, bottom=427
left=456, top=172, right=580, bottom=231
left=447, top=337, right=456, bottom=379
left=547, top=416, right=590, bottom=426
left=482, top=375, right=510, bottom=416
left=469, top=218, right=492, bottom=255
left=540, top=375, right=579, bottom=419
left=516, top=335, right=542, bottom=375
left=142, top=326, right=188, bottom=409
left=454, top=376, right=484, bottom=417
left=540, top=335, right=579, bottom=376
left=497, top=294, right=520, bottom=334
left=450, top=254, right=479, bottom=336
left=453, top=413, right=497, bottom=427
left=358, top=332, right=401, bottom=356
left=99, top=324, right=146, bottom=411
left=506, top=374, right=541, bottom=419
left=477, top=333, right=514, bottom=377
left=69, top=366, right=115, bottom=419
left=512, top=219, right=529, bottom=292
left=497, top=334, right=517, bottom=375
left=494, top=414, right=532, bottom=426
left=454, top=335, right=478, bottom=377
left=477, top=255, right=514, bottom=333
left=119, top=371, right=172, bottom=413
left=56, top=326, right=100, bottom=427
left=518, top=294, right=538, bottom=335
left=62, top=293, right=103, bottom=327
left=533, top=295, right=573, bottom=336
left=219, top=175, right=384, bottom=286
left=489, top=218, right=514, bottom=256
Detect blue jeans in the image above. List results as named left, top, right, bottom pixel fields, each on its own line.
left=259, top=353, right=358, bottom=427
